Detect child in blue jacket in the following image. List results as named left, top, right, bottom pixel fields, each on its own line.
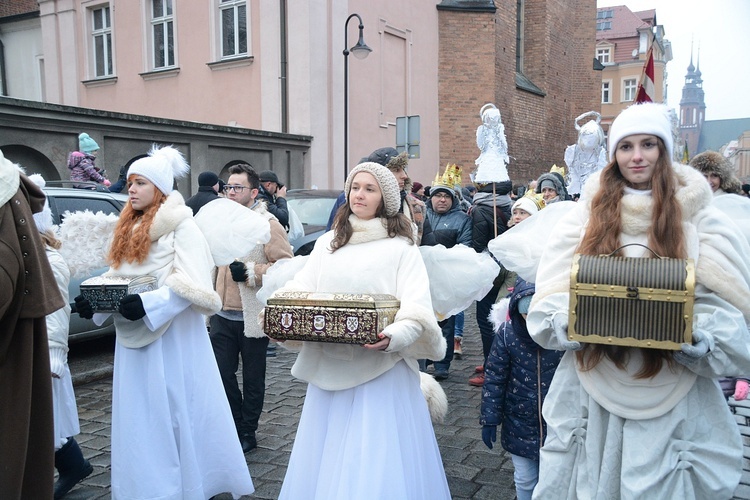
left=479, top=279, right=563, bottom=500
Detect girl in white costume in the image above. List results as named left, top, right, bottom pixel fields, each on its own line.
left=527, top=103, right=750, bottom=499
left=86, top=146, right=253, bottom=499
left=275, top=162, right=451, bottom=500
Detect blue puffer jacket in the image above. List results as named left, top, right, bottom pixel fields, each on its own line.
left=479, top=279, right=564, bottom=460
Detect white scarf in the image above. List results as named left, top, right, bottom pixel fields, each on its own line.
left=348, top=215, right=389, bottom=245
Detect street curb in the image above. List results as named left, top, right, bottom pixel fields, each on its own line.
left=72, top=367, right=114, bottom=387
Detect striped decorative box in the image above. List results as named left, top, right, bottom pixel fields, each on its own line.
left=569, top=252, right=695, bottom=350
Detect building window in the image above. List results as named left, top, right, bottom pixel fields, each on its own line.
left=597, top=9, right=613, bottom=19
left=596, top=48, right=611, bottom=64
left=623, top=78, right=637, bottom=101
left=596, top=21, right=611, bottom=31
left=515, top=0, right=525, bottom=72
left=152, top=0, right=175, bottom=69
left=220, top=0, right=247, bottom=58
left=602, top=81, right=611, bottom=103
left=91, top=5, right=113, bottom=77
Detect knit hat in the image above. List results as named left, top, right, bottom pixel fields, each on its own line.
left=78, top=133, right=100, bottom=153
left=607, top=103, right=673, bottom=161
left=689, top=150, right=741, bottom=193
left=345, top=162, right=401, bottom=217
left=127, top=145, right=189, bottom=195
left=411, top=181, right=423, bottom=194
left=517, top=295, right=532, bottom=314
left=198, top=171, right=219, bottom=187
left=28, top=174, right=53, bottom=233
left=511, top=196, right=539, bottom=216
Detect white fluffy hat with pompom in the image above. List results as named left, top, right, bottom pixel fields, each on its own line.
left=127, top=145, right=189, bottom=195
left=27, top=173, right=54, bottom=234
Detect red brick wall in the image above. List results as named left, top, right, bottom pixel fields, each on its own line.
left=438, top=0, right=600, bottom=187
left=0, top=0, right=39, bottom=19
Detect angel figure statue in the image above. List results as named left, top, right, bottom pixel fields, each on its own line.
left=563, top=111, right=607, bottom=196
left=474, top=103, right=510, bottom=183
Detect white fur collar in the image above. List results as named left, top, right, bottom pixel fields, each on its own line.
left=581, top=163, right=712, bottom=236
left=0, top=154, right=21, bottom=206
left=148, top=191, right=192, bottom=241
left=348, top=215, right=388, bottom=245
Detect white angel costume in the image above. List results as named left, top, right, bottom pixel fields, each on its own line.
left=527, top=164, right=750, bottom=499
left=91, top=191, right=255, bottom=499
left=274, top=216, right=450, bottom=500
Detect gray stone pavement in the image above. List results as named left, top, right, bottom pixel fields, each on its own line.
left=64, top=307, right=750, bottom=499
left=65, top=308, right=516, bottom=499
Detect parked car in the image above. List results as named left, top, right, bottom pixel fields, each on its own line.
left=43, top=181, right=128, bottom=342
left=286, top=189, right=341, bottom=256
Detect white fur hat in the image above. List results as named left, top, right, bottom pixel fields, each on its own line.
left=607, top=103, right=673, bottom=161
left=127, top=145, right=189, bottom=195
left=28, top=173, right=54, bottom=233
left=511, top=196, right=539, bottom=216
left=345, top=162, right=402, bottom=217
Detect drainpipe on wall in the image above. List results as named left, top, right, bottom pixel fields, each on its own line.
left=280, top=0, right=288, bottom=134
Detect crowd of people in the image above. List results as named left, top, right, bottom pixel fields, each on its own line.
left=3, top=102, right=750, bottom=499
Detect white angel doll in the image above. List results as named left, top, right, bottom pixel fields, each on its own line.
left=563, top=111, right=607, bottom=196
left=474, top=103, right=510, bottom=183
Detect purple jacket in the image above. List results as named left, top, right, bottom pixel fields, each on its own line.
left=68, top=151, right=107, bottom=188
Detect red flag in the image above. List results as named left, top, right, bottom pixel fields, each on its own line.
left=635, top=46, right=655, bottom=103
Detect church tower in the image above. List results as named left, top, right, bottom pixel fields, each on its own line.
left=679, top=47, right=706, bottom=157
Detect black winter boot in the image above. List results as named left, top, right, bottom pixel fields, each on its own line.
left=54, top=437, right=93, bottom=499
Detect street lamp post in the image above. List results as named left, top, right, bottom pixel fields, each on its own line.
left=343, top=13, right=372, bottom=183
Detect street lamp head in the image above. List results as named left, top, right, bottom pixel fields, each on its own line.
left=350, top=35, right=372, bottom=60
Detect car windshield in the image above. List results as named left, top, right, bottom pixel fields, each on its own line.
left=287, top=197, right=336, bottom=227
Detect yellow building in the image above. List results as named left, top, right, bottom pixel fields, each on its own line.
left=595, top=6, right=672, bottom=135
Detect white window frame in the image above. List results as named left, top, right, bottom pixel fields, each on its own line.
left=90, top=4, right=114, bottom=78
left=596, top=21, right=611, bottom=31
left=219, top=0, right=248, bottom=59
left=151, top=0, right=175, bottom=69
left=601, top=80, right=612, bottom=104
left=596, top=47, right=611, bottom=65
left=623, top=78, right=637, bottom=102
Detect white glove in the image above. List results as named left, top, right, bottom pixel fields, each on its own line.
left=674, top=329, right=711, bottom=367
left=552, top=314, right=582, bottom=351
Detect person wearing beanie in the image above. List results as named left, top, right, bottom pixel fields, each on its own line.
left=72, top=145, right=254, bottom=498
left=256, top=169, right=289, bottom=229
left=535, top=172, right=568, bottom=204
left=510, top=193, right=544, bottom=227
left=68, top=133, right=110, bottom=189
left=422, top=180, right=472, bottom=381
left=209, top=162, right=293, bottom=455
left=689, top=150, right=742, bottom=196
left=27, top=174, right=94, bottom=499
left=185, top=170, right=220, bottom=215
left=411, top=181, right=426, bottom=201
left=526, top=102, right=750, bottom=498
left=273, top=162, right=450, bottom=499
left=326, top=147, right=435, bottom=245
left=0, top=152, right=66, bottom=499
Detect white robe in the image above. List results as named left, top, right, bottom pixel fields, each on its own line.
left=527, top=164, right=750, bottom=499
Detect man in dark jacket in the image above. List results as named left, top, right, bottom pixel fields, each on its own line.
left=423, top=184, right=472, bottom=380
left=257, top=170, right=289, bottom=230
left=469, top=181, right=513, bottom=386
left=185, top=171, right=220, bottom=215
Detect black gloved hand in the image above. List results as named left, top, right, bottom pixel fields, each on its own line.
left=118, top=294, right=146, bottom=321
left=482, top=425, right=497, bottom=450
left=229, top=261, right=248, bottom=283
left=72, top=295, right=94, bottom=319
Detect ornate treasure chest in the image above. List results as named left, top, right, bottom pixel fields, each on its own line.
left=264, top=291, right=400, bottom=344
left=80, top=275, right=158, bottom=313
left=569, top=250, right=695, bottom=350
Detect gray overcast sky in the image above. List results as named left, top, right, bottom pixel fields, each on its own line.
left=597, top=0, right=750, bottom=121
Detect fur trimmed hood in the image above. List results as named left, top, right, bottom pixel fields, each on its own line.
left=0, top=149, right=21, bottom=206
left=581, top=162, right=713, bottom=235
left=149, top=191, right=193, bottom=241
left=689, top=150, right=741, bottom=194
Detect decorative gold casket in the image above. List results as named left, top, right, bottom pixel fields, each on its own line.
left=80, top=275, right=158, bottom=313
left=264, top=291, right=400, bottom=344
left=569, top=252, right=695, bottom=350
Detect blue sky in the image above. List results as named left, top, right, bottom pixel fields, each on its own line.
left=597, top=0, right=750, bottom=121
